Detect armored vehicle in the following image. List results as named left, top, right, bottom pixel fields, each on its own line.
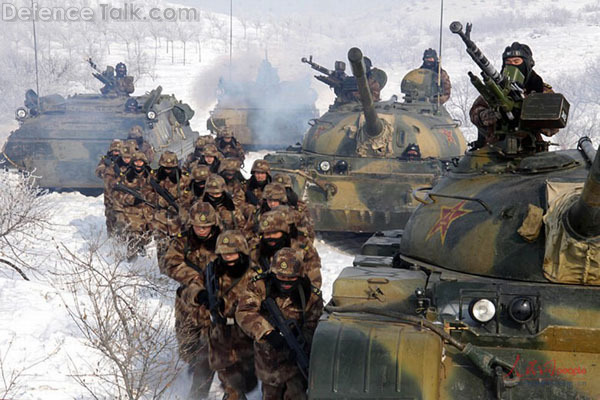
left=264, top=48, right=467, bottom=233
left=1, top=81, right=196, bottom=192
left=307, top=23, right=599, bottom=400
left=206, top=58, right=318, bottom=149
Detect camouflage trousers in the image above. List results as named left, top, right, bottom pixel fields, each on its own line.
left=105, top=206, right=118, bottom=236
left=116, top=209, right=152, bottom=260
left=261, top=373, right=306, bottom=400
left=217, top=358, right=257, bottom=400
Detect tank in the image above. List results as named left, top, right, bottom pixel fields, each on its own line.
left=206, top=58, right=319, bottom=150
left=1, top=83, right=196, bottom=192
left=264, top=47, right=467, bottom=233
left=307, top=24, right=600, bottom=400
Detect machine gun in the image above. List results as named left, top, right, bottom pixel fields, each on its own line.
left=113, top=183, right=157, bottom=209
left=262, top=297, right=310, bottom=380
left=87, top=57, right=116, bottom=92
left=205, top=262, right=226, bottom=325
left=149, top=178, right=180, bottom=213
left=301, top=56, right=348, bottom=95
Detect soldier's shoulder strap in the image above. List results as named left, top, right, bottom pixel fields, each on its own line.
left=310, top=284, right=322, bottom=298
left=251, top=271, right=269, bottom=283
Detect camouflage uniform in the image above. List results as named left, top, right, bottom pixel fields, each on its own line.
left=245, top=160, right=272, bottom=207
left=181, top=231, right=257, bottom=399
left=183, top=135, right=216, bottom=171
left=96, top=140, right=123, bottom=236
left=180, top=164, right=212, bottom=219
left=95, top=139, right=122, bottom=179
left=219, top=158, right=247, bottom=207
left=273, top=173, right=315, bottom=241
left=127, top=125, right=155, bottom=164
left=236, top=248, right=323, bottom=400
left=250, top=209, right=322, bottom=288
left=203, top=174, right=246, bottom=231
left=104, top=144, right=135, bottom=236
left=245, top=183, right=288, bottom=239
left=216, top=127, right=245, bottom=162
left=163, top=202, right=221, bottom=398
left=112, top=151, right=155, bottom=259
left=151, top=151, right=192, bottom=270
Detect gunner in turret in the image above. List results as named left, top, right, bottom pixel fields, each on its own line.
left=419, top=48, right=451, bottom=104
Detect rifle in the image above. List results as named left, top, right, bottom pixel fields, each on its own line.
left=205, top=262, right=226, bottom=325
left=263, top=297, right=310, bottom=380
left=113, top=183, right=157, bottom=209
left=302, top=56, right=347, bottom=92
left=150, top=178, right=180, bottom=213
left=87, top=57, right=116, bottom=91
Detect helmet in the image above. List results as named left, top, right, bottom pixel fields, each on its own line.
left=262, top=183, right=288, bottom=202
left=132, top=151, right=148, bottom=164
left=259, top=209, right=290, bottom=234
left=423, top=48, right=438, bottom=61
left=251, top=159, right=271, bottom=174
left=188, top=202, right=218, bottom=227
left=115, top=62, right=127, bottom=77
left=203, top=144, right=220, bottom=158
left=191, top=164, right=211, bottom=181
left=271, top=247, right=303, bottom=278
left=273, top=173, right=293, bottom=188
left=363, top=56, right=373, bottom=71
left=120, top=143, right=135, bottom=158
left=218, top=126, right=234, bottom=138
left=216, top=230, right=249, bottom=255
left=109, top=140, right=123, bottom=152
left=128, top=125, right=143, bottom=139
left=219, top=158, right=242, bottom=174
left=125, top=139, right=139, bottom=151
left=158, top=151, right=179, bottom=168
left=194, top=135, right=215, bottom=149
left=205, top=174, right=226, bottom=194
left=502, top=42, right=534, bottom=70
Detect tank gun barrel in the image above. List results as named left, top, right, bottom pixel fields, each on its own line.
left=347, top=47, right=383, bottom=137
left=567, top=139, right=600, bottom=238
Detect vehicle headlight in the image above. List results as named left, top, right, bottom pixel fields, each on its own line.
left=319, top=160, right=331, bottom=172
left=146, top=110, right=157, bottom=120
left=508, top=297, right=534, bottom=323
left=15, top=107, right=27, bottom=120
left=469, top=299, right=496, bottom=323
left=333, top=160, right=349, bottom=174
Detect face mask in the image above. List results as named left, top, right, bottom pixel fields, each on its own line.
left=206, top=193, right=224, bottom=207
left=134, top=165, right=145, bottom=174
left=192, top=181, right=205, bottom=197
left=222, top=172, right=235, bottom=182
left=166, top=168, right=179, bottom=184
left=260, top=234, right=289, bottom=253
left=273, top=277, right=300, bottom=297
left=222, top=254, right=248, bottom=278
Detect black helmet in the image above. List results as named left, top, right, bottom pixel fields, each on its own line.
left=423, top=48, right=438, bottom=62
left=502, top=42, right=534, bottom=69
left=116, top=62, right=127, bottom=77
left=363, top=56, right=373, bottom=71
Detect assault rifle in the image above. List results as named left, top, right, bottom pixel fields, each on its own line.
left=205, top=262, right=225, bottom=325
left=263, top=297, right=310, bottom=380
left=301, top=56, right=349, bottom=95
left=87, top=57, right=116, bottom=92
left=113, top=183, right=156, bottom=209
left=150, top=178, right=179, bottom=213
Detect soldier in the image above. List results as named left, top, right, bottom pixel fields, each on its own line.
left=469, top=42, right=557, bottom=150
left=180, top=164, right=212, bottom=217
left=151, top=151, right=191, bottom=269
left=112, top=151, right=155, bottom=260
left=245, top=183, right=288, bottom=238
left=183, top=135, right=216, bottom=171
left=127, top=125, right=155, bottom=164
left=103, top=143, right=135, bottom=236
left=251, top=209, right=321, bottom=288
left=95, top=139, right=122, bottom=179
left=219, top=158, right=247, bottom=207
left=181, top=231, right=257, bottom=399
left=236, top=247, right=323, bottom=400
left=419, top=48, right=451, bottom=104
left=203, top=174, right=246, bottom=231
left=272, top=174, right=315, bottom=241
left=216, top=126, right=245, bottom=162
left=115, top=62, right=135, bottom=95
left=163, top=202, right=222, bottom=398
left=201, top=143, right=222, bottom=173
left=245, top=159, right=272, bottom=207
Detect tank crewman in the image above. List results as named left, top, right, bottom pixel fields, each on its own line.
left=127, top=125, right=155, bottom=164
left=216, top=126, right=245, bottom=162
left=112, top=151, right=155, bottom=260
left=419, top=48, right=451, bottom=104
left=95, top=139, right=122, bottom=179
left=218, top=158, right=247, bottom=207
left=236, top=247, right=323, bottom=400
left=272, top=173, right=315, bottom=241
left=103, top=143, right=135, bottom=236
left=181, top=231, right=257, bottom=399
left=251, top=209, right=322, bottom=288
left=163, top=202, right=221, bottom=399
left=245, top=160, right=272, bottom=207
left=115, top=62, right=135, bottom=95
left=151, top=151, right=191, bottom=269
left=183, top=135, right=216, bottom=171
left=469, top=42, right=558, bottom=150
left=202, top=174, right=246, bottom=231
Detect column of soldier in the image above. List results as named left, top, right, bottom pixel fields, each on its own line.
left=95, top=125, right=323, bottom=400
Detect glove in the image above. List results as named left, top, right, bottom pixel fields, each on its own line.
left=264, top=330, right=286, bottom=350
left=195, top=290, right=209, bottom=306
left=478, top=109, right=498, bottom=127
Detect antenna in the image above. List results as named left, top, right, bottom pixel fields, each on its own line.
left=31, top=0, right=41, bottom=112
left=229, top=0, right=233, bottom=80
left=437, top=0, right=444, bottom=109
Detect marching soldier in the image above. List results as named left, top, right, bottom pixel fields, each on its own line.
left=245, top=183, right=288, bottom=239
left=219, top=158, right=247, bottom=207
left=183, top=135, right=216, bottom=171
left=181, top=230, right=257, bottom=399
left=216, top=126, right=245, bottom=162
left=201, top=143, right=222, bottom=173
left=127, top=125, right=155, bottom=164
left=245, top=160, right=272, bottom=207
left=95, top=139, right=122, bottom=179
left=236, top=247, right=323, bottom=400
left=163, top=202, right=222, bottom=399
left=203, top=174, right=246, bottom=231
left=179, top=164, right=212, bottom=218
left=103, top=143, right=134, bottom=236
left=272, top=173, right=315, bottom=241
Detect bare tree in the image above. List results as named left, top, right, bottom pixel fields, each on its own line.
left=56, top=234, right=181, bottom=399
left=177, top=24, right=195, bottom=66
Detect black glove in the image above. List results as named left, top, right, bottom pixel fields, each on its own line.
left=195, top=290, right=209, bottom=306
left=265, top=330, right=286, bottom=350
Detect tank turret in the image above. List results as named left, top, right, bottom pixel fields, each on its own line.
left=347, top=47, right=383, bottom=137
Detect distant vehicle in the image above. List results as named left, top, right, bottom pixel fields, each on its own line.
left=206, top=58, right=319, bottom=149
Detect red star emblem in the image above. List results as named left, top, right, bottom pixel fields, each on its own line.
left=440, top=129, right=455, bottom=144
left=426, top=200, right=471, bottom=245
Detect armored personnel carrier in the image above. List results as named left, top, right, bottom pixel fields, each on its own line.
left=206, top=58, right=318, bottom=149
left=264, top=48, right=467, bottom=233
left=1, top=78, right=196, bottom=191
left=307, top=23, right=598, bottom=400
